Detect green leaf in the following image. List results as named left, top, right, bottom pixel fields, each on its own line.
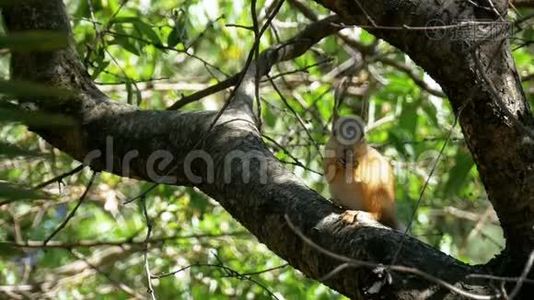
left=91, top=60, right=110, bottom=79
left=167, top=26, right=183, bottom=48
left=134, top=22, right=161, bottom=45
left=110, top=24, right=141, bottom=56
left=421, top=101, right=439, bottom=126
left=113, top=35, right=141, bottom=56
left=263, top=106, right=276, bottom=127
left=168, top=9, right=189, bottom=48
left=112, top=17, right=161, bottom=45
left=90, top=46, right=110, bottom=79
left=388, top=130, right=411, bottom=158
left=399, top=98, right=418, bottom=135
left=443, top=149, right=475, bottom=196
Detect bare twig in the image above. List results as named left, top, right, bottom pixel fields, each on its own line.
left=43, top=172, right=97, bottom=246
left=141, top=196, right=156, bottom=300
left=1, top=231, right=249, bottom=249
left=251, top=0, right=263, bottom=129
left=509, top=250, right=534, bottom=299
left=152, top=262, right=284, bottom=299
left=70, top=249, right=143, bottom=299
left=123, top=183, right=159, bottom=204
left=266, top=74, right=323, bottom=159
left=262, top=134, right=322, bottom=175
left=166, top=74, right=239, bottom=110
left=33, top=165, right=85, bottom=190
left=467, top=273, right=534, bottom=285
left=352, top=0, right=377, bottom=27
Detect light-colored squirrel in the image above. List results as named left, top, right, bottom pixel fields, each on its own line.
left=323, top=115, right=399, bottom=229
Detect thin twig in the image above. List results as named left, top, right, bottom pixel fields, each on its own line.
left=262, top=134, right=322, bottom=175
left=352, top=0, right=377, bottom=27
left=137, top=197, right=156, bottom=300
left=123, top=183, right=159, bottom=204
left=152, top=262, right=282, bottom=299
left=266, top=74, right=323, bottom=160
left=43, top=172, right=97, bottom=246
left=4, top=231, right=248, bottom=249
left=33, top=165, right=85, bottom=190
left=467, top=273, right=534, bottom=285
left=70, top=249, right=143, bottom=299
left=251, top=0, right=263, bottom=130
left=509, top=250, right=534, bottom=299
left=141, top=196, right=156, bottom=300
left=167, top=74, right=239, bottom=110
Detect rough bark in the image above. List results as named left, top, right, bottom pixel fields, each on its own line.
left=2, top=0, right=534, bottom=298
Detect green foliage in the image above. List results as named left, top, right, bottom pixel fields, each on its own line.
left=5, top=0, right=534, bottom=298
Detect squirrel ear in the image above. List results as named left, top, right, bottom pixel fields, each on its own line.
left=332, top=77, right=348, bottom=130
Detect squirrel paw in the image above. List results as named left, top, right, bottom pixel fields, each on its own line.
left=340, top=210, right=360, bottom=225
left=339, top=210, right=381, bottom=227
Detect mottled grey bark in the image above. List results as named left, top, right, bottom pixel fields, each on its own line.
left=2, top=0, right=533, bottom=298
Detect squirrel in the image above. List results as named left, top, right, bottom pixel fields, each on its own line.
left=323, top=114, right=398, bottom=229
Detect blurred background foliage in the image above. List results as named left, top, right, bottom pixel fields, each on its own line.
left=1, top=0, right=534, bottom=298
